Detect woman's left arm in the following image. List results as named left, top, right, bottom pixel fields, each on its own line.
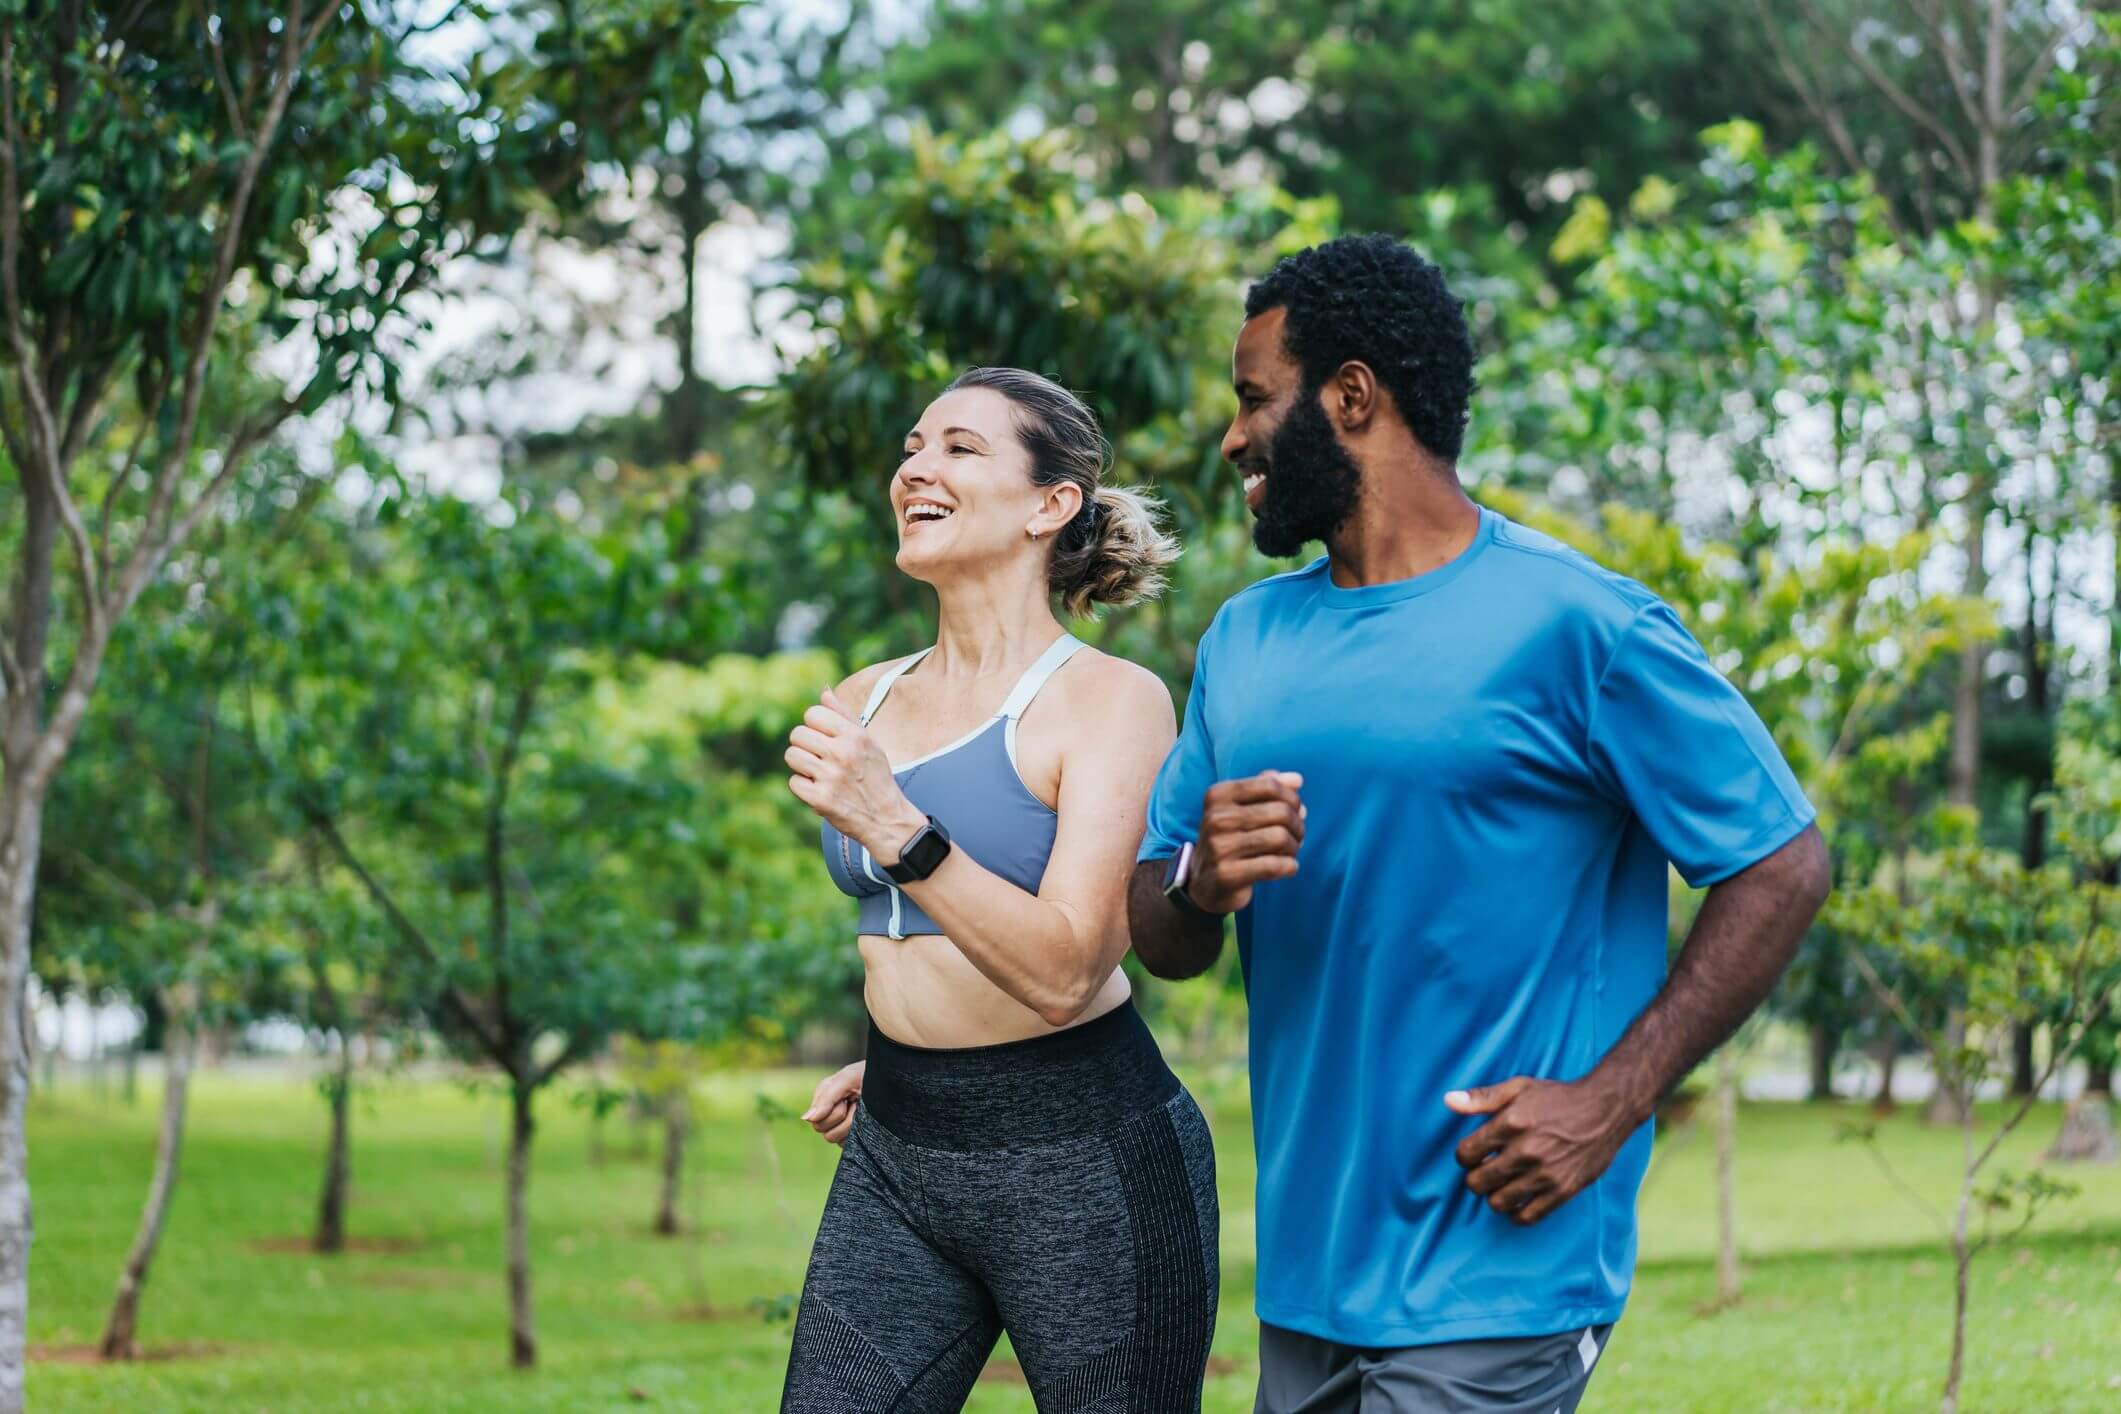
left=786, top=657, right=1176, bottom=1027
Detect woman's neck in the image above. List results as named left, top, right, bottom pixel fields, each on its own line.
left=925, top=570, right=1066, bottom=679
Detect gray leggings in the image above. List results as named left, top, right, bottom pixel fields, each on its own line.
left=780, top=1001, right=1220, bottom=1413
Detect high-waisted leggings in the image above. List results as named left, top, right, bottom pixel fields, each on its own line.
left=780, top=999, right=1220, bottom=1413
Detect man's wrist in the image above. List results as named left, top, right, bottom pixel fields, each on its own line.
left=1162, top=842, right=1224, bottom=920
left=1581, top=1058, right=1660, bottom=1131
left=1173, top=877, right=1222, bottom=920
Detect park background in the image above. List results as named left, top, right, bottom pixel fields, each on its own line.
left=6, top=1, right=2119, bottom=1410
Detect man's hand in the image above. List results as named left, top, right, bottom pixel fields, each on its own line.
left=1191, top=770, right=1305, bottom=913
left=1446, top=1076, right=1638, bottom=1225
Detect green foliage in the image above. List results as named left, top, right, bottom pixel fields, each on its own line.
left=777, top=126, right=1283, bottom=509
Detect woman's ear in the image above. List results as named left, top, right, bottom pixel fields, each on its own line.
left=1028, top=481, right=1084, bottom=540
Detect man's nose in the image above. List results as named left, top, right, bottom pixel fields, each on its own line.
left=1220, top=419, right=1246, bottom=466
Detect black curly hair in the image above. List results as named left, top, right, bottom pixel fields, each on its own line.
left=1243, top=234, right=1475, bottom=461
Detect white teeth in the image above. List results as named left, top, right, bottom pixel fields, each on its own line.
left=905, top=503, right=953, bottom=521
left=1243, top=474, right=1265, bottom=494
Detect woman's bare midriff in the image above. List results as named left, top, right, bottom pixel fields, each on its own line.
left=857, top=931, right=1133, bottom=1048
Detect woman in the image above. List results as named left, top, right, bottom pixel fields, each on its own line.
left=779, top=367, right=1218, bottom=1413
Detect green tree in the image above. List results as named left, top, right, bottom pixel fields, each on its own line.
left=242, top=487, right=740, bottom=1369
left=1832, top=845, right=2117, bottom=1414
left=0, top=5, right=735, bottom=1396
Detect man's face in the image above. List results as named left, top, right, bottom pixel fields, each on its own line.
left=1221, top=308, right=1363, bottom=558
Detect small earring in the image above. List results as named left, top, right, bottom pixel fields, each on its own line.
left=1027, top=527, right=1040, bottom=540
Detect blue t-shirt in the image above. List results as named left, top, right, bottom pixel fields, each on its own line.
left=1138, top=505, right=1814, bottom=1348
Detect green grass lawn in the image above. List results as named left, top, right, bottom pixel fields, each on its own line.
left=26, top=1058, right=2121, bottom=1412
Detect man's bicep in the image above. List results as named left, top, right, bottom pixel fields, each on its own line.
left=1588, top=605, right=1816, bottom=887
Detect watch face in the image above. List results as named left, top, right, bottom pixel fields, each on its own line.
left=891, top=817, right=951, bottom=882
left=905, top=827, right=948, bottom=876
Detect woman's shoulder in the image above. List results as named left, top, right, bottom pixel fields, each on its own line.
left=1048, top=644, right=1175, bottom=729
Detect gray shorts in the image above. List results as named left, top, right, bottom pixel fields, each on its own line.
left=1255, top=1320, right=1613, bottom=1414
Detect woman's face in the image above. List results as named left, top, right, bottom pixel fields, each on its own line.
left=891, top=386, right=1059, bottom=582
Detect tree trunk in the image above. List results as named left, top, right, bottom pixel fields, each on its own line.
left=2047, top=1057, right=2117, bottom=1165
left=2008, top=1023, right=2037, bottom=1099
left=1872, top=1039, right=1899, bottom=1115
left=1925, top=1019, right=1972, bottom=1126
left=1807, top=1021, right=1839, bottom=1102
left=1144, top=23, right=1185, bottom=189
left=506, top=1082, right=537, bottom=1369
left=0, top=770, right=53, bottom=1411
left=667, top=156, right=710, bottom=467
left=315, top=1033, right=354, bottom=1253
left=90, top=1007, right=106, bottom=1103
left=1713, top=1046, right=1742, bottom=1307
left=98, top=1005, right=197, bottom=1359
left=1941, top=1117, right=1975, bottom=1414
left=654, top=1097, right=687, bottom=1237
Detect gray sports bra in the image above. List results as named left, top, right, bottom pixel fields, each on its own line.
left=819, top=634, right=1087, bottom=939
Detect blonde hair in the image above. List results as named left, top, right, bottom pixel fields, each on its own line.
left=944, top=367, right=1181, bottom=618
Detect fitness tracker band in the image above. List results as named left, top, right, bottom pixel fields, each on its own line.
left=1160, top=840, right=1220, bottom=919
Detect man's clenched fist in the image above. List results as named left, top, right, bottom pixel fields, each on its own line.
left=1190, top=770, right=1305, bottom=913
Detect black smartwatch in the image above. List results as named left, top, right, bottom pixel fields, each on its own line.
left=1160, top=840, right=1220, bottom=919
left=882, top=814, right=953, bottom=884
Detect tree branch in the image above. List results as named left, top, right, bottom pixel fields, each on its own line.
left=2008, top=21, right=2070, bottom=114
left=534, top=1031, right=589, bottom=1088
left=1969, top=898, right=2112, bottom=1178
left=1902, top=0, right=1986, bottom=130
left=0, top=25, right=104, bottom=641
left=124, top=1, right=315, bottom=596
left=1796, top=0, right=1978, bottom=184
left=202, top=8, right=250, bottom=142
left=1755, top=0, right=1912, bottom=246
left=298, top=798, right=507, bottom=1065
left=1853, top=1127, right=1951, bottom=1234
left=57, top=355, right=118, bottom=473
left=96, top=362, right=171, bottom=579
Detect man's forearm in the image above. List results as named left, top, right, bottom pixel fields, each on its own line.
left=1126, top=859, right=1225, bottom=979
left=1585, top=824, right=1831, bottom=1124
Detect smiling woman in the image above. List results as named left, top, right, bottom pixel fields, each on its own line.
left=774, top=368, right=1217, bottom=1413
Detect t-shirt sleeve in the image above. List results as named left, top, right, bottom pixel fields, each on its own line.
left=1586, top=602, right=1816, bottom=888
left=1137, top=630, right=1219, bottom=863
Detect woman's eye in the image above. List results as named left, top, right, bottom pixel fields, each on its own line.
left=949, top=444, right=973, bottom=456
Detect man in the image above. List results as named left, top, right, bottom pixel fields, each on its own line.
left=1127, top=234, right=1831, bottom=1414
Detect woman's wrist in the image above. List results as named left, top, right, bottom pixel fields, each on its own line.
left=864, top=798, right=931, bottom=867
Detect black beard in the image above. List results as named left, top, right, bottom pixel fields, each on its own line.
left=1250, top=390, right=1363, bottom=558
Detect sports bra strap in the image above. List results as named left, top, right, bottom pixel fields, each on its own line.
left=999, top=634, right=1086, bottom=720
left=859, top=634, right=1083, bottom=727
left=859, top=648, right=932, bottom=724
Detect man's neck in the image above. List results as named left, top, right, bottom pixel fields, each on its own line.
left=1324, top=452, right=1482, bottom=590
